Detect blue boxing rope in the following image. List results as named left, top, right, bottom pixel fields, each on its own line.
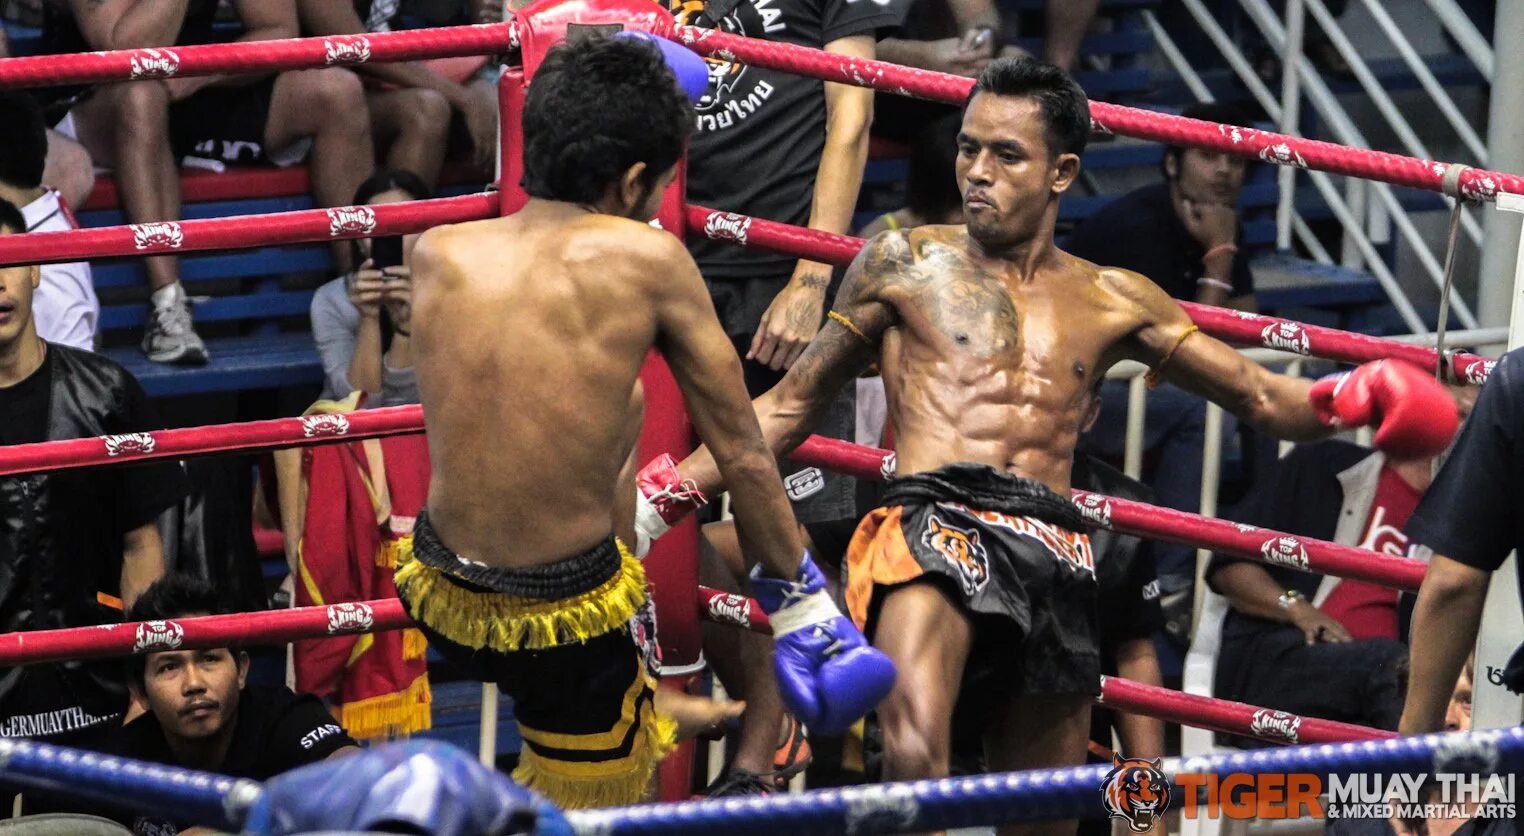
left=1, top=728, right=1519, bottom=834
left=0, top=737, right=259, bottom=830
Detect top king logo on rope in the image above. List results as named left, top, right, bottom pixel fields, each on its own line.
left=326, top=603, right=375, bottom=634
left=129, top=48, right=180, bottom=79
left=326, top=206, right=378, bottom=236
left=323, top=36, right=373, bottom=65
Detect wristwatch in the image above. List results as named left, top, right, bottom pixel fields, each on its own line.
left=1277, top=590, right=1304, bottom=611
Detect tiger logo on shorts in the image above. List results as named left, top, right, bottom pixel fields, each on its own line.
left=922, top=513, right=989, bottom=596
left=1100, top=754, right=1171, bottom=833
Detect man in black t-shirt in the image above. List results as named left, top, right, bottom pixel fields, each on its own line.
left=0, top=199, right=187, bottom=750
left=1402, top=350, right=1524, bottom=735
left=674, top=0, right=904, bottom=536
left=71, top=575, right=358, bottom=834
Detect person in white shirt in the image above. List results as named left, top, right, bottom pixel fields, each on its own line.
left=0, top=93, right=96, bottom=351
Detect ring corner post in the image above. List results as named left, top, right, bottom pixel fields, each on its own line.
left=497, top=67, right=527, bottom=216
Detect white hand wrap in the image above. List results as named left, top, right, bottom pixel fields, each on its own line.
left=766, top=590, right=842, bottom=638
left=632, top=491, right=671, bottom=559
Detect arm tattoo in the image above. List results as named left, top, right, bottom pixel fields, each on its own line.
left=796, top=272, right=830, bottom=291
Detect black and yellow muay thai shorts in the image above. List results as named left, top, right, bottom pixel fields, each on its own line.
left=394, top=509, right=674, bottom=809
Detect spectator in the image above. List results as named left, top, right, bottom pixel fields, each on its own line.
left=0, top=197, right=186, bottom=749
left=1205, top=438, right=1445, bottom=743
left=672, top=0, right=901, bottom=658
left=0, top=93, right=97, bottom=351
left=856, top=112, right=963, bottom=237
left=296, top=0, right=500, bottom=186
left=0, top=28, right=97, bottom=212
left=310, top=169, right=426, bottom=407
left=55, top=574, right=359, bottom=832
left=1402, top=348, right=1524, bottom=736
left=1070, top=100, right=1259, bottom=599
left=40, top=0, right=375, bottom=365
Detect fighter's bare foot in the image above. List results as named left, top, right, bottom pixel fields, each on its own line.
left=655, top=689, right=745, bottom=741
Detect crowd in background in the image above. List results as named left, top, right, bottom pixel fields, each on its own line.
left=0, top=0, right=1511, bottom=833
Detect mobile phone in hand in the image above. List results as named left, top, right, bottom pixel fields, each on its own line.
left=961, top=26, right=993, bottom=53
left=371, top=235, right=405, bottom=272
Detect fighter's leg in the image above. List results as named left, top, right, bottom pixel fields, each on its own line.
left=699, top=521, right=792, bottom=782
left=983, top=693, right=1093, bottom=836
left=874, top=581, right=973, bottom=783
left=365, top=87, right=450, bottom=189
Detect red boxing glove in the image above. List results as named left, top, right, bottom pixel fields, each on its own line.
left=1308, top=359, right=1458, bottom=459
left=632, top=454, right=708, bottom=557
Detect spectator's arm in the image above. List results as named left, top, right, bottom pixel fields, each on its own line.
left=0, top=26, right=10, bottom=57
left=1114, top=637, right=1165, bottom=760
left=160, top=0, right=299, bottom=98
left=296, top=0, right=475, bottom=104
left=1399, top=555, right=1490, bottom=734
left=311, top=283, right=363, bottom=398
left=121, top=521, right=165, bottom=609
left=67, top=0, right=192, bottom=50
left=1209, top=561, right=1297, bottom=622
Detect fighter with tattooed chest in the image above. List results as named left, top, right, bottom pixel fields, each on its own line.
left=636, top=58, right=1457, bottom=835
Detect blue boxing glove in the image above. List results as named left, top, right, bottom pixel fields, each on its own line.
left=244, top=740, right=572, bottom=836
left=615, top=30, right=709, bottom=105
left=750, top=552, right=897, bottom=735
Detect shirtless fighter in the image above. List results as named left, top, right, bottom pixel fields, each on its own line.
left=393, top=33, right=892, bottom=809
left=636, top=58, right=1456, bottom=832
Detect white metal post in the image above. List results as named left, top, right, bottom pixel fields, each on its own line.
left=479, top=684, right=500, bottom=767
left=1125, top=376, right=1147, bottom=480
left=1478, top=2, right=1524, bottom=348
left=1275, top=0, right=1305, bottom=251
left=1193, top=403, right=1225, bottom=631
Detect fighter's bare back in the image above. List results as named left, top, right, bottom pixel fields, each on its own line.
left=408, top=203, right=673, bottom=568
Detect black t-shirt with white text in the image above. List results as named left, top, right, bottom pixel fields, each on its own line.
left=103, top=685, right=356, bottom=835
left=677, top=0, right=904, bottom=279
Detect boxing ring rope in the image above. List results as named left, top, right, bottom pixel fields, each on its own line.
left=669, top=26, right=1518, bottom=203
left=682, top=205, right=1497, bottom=384
left=0, top=726, right=1513, bottom=835
left=0, top=408, right=1427, bottom=590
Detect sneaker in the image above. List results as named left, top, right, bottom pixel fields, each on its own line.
left=142, top=283, right=208, bottom=365
left=772, top=714, right=812, bottom=783
left=705, top=769, right=775, bottom=798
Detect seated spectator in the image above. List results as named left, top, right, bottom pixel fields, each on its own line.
left=310, top=170, right=426, bottom=407
left=296, top=0, right=500, bottom=186
left=0, top=93, right=97, bottom=351
left=39, top=0, right=375, bottom=365
left=856, top=112, right=963, bottom=237
left=45, top=574, right=360, bottom=832
left=0, top=197, right=187, bottom=749
left=1204, top=438, right=1448, bottom=744
left=0, top=28, right=97, bottom=212
left=1071, top=100, right=1259, bottom=599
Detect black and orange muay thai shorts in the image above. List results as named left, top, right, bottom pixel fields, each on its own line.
left=845, top=463, right=1103, bottom=726
left=394, top=509, right=673, bottom=809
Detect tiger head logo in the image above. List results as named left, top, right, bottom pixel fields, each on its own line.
left=668, top=0, right=746, bottom=111
left=922, top=512, right=989, bottom=596
left=1101, top=755, right=1171, bottom=833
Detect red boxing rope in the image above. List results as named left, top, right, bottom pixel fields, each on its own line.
left=684, top=204, right=1494, bottom=384
left=789, top=435, right=1427, bottom=591
left=0, top=600, right=413, bottom=667
left=0, top=194, right=498, bottom=268
left=672, top=26, right=1522, bottom=203
left=0, top=23, right=513, bottom=90
left=0, top=405, right=423, bottom=478
left=1097, top=676, right=1394, bottom=745
left=693, top=587, right=1389, bottom=745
